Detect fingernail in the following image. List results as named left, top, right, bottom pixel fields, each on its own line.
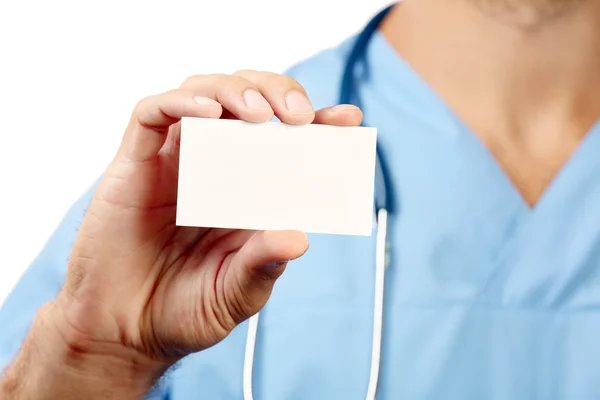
left=243, top=89, right=271, bottom=110
left=285, top=90, right=313, bottom=114
left=263, top=261, right=288, bottom=269
left=193, top=96, right=221, bottom=106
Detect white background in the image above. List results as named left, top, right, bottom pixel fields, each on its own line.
left=0, top=0, right=390, bottom=305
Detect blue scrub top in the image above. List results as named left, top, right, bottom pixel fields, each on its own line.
left=3, top=31, right=600, bottom=400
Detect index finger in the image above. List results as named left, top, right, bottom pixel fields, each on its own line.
left=233, top=70, right=315, bottom=125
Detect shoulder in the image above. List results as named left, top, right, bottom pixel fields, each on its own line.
left=283, top=36, right=357, bottom=109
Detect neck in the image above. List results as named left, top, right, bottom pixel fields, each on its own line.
left=381, top=0, right=600, bottom=145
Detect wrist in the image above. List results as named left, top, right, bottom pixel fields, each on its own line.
left=1, top=302, right=169, bottom=399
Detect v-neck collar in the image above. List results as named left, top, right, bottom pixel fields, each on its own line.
left=366, top=31, right=465, bottom=138
left=475, top=125, right=600, bottom=305
left=365, top=29, right=600, bottom=301
left=367, top=29, right=600, bottom=219
left=527, top=120, right=600, bottom=218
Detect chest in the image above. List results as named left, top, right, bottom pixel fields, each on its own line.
left=164, top=172, right=600, bottom=399
left=164, top=212, right=600, bottom=399
left=483, top=133, right=583, bottom=207
left=164, top=121, right=600, bottom=399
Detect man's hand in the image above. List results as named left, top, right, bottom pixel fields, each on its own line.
left=0, top=71, right=362, bottom=399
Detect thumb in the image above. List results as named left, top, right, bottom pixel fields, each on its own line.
left=227, top=230, right=309, bottom=322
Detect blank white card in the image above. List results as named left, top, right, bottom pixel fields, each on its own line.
left=176, top=117, right=378, bottom=236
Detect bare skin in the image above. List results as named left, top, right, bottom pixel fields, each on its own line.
left=381, top=0, right=600, bottom=206
left=3, top=0, right=600, bottom=398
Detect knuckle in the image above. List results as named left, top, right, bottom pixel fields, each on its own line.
left=224, top=290, right=255, bottom=325
left=202, top=289, right=240, bottom=335
left=233, top=69, right=257, bottom=76
left=180, top=74, right=205, bottom=88
left=266, top=72, right=305, bottom=93
left=132, top=90, right=177, bottom=116
left=133, top=95, right=155, bottom=115
left=225, top=73, right=252, bottom=86
left=235, top=70, right=304, bottom=93
left=209, top=72, right=230, bottom=81
left=182, top=73, right=252, bottom=93
left=281, top=75, right=305, bottom=92
left=215, top=75, right=255, bottom=94
left=194, top=298, right=232, bottom=346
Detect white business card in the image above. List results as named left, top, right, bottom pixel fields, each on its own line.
left=176, top=117, right=377, bottom=236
